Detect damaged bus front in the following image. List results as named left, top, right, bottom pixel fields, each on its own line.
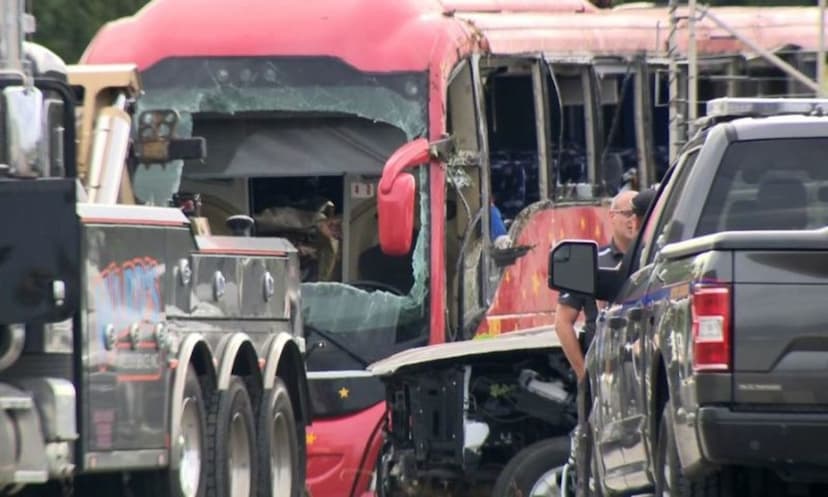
left=131, top=56, right=432, bottom=497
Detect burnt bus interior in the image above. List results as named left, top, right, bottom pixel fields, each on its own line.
left=443, top=55, right=655, bottom=338
left=479, top=56, right=649, bottom=213
left=469, top=49, right=820, bottom=227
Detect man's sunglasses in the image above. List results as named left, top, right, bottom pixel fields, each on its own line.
left=610, top=209, right=635, bottom=218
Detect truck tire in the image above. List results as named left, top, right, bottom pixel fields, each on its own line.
left=654, top=407, right=733, bottom=497
left=256, top=377, right=303, bottom=497
left=207, top=376, right=258, bottom=497
left=130, top=365, right=209, bottom=497
left=492, top=437, right=569, bottom=497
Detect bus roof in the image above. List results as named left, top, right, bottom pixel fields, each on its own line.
left=462, top=6, right=826, bottom=58
left=82, top=0, right=825, bottom=73
left=81, top=0, right=478, bottom=71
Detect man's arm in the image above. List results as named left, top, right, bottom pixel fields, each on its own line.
left=554, top=302, right=586, bottom=381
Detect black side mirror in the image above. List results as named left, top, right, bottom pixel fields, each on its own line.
left=547, top=241, right=598, bottom=296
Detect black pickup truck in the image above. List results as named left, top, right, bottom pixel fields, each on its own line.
left=549, top=98, right=828, bottom=497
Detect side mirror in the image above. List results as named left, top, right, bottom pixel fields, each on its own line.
left=377, top=138, right=431, bottom=256
left=547, top=240, right=598, bottom=296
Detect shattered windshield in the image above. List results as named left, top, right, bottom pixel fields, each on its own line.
left=133, top=56, right=430, bottom=366
left=133, top=56, right=427, bottom=205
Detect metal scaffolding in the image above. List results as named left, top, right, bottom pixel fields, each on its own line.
left=667, top=0, right=685, bottom=163
left=668, top=0, right=827, bottom=162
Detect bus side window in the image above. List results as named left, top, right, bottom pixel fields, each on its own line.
left=482, top=57, right=540, bottom=223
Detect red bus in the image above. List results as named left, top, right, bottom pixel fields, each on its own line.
left=83, top=1, right=824, bottom=496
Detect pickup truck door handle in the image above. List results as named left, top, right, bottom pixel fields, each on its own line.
left=627, top=307, right=644, bottom=322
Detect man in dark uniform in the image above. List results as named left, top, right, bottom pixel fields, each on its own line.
left=553, top=190, right=637, bottom=381
left=560, top=189, right=657, bottom=497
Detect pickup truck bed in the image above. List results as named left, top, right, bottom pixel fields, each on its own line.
left=662, top=230, right=828, bottom=469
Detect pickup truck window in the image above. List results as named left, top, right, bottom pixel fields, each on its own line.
left=695, top=138, right=828, bottom=236
left=639, top=148, right=699, bottom=266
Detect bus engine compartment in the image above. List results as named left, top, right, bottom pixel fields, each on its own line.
left=376, top=344, right=577, bottom=497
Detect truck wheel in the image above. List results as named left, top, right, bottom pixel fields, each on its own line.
left=178, top=368, right=210, bottom=497
left=654, top=407, right=733, bottom=497
left=492, top=437, right=569, bottom=497
left=256, top=378, right=303, bottom=497
left=130, top=366, right=208, bottom=497
left=207, top=376, right=258, bottom=497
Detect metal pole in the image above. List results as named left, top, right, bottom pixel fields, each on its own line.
left=582, top=68, right=599, bottom=187
left=531, top=62, right=550, bottom=199
left=688, top=0, right=699, bottom=130
left=819, top=0, right=826, bottom=95
left=701, top=6, right=822, bottom=95
left=667, top=0, right=682, bottom=164
left=634, top=59, right=655, bottom=187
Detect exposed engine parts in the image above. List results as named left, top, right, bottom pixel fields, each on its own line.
left=379, top=350, right=576, bottom=497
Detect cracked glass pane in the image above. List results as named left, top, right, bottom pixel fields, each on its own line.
left=133, top=57, right=427, bottom=206
left=301, top=167, right=429, bottom=362
left=131, top=57, right=431, bottom=362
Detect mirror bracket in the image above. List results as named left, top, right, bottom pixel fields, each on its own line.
left=429, top=135, right=455, bottom=162
left=377, top=136, right=456, bottom=256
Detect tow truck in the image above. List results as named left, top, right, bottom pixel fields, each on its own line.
left=0, top=3, right=309, bottom=497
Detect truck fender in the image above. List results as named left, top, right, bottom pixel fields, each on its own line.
left=647, top=344, right=702, bottom=474
left=170, top=333, right=215, bottom=470
left=261, top=332, right=310, bottom=425
left=215, top=332, right=259, bottom=391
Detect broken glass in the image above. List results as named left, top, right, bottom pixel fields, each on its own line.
left=301, top=167, right=429, bottom=361
left=132, top=57, right=427, bottom=205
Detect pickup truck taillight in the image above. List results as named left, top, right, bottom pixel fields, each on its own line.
left=691, top=284, right=731, bottom=372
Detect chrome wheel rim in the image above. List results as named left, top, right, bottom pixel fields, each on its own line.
left=179, top=397, right=202, bottom=497
left=528, top=466, right=563, bottom=497
left=229, top=412, right=252, bottom=496
left=271, top=410, right=294, bottom=495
